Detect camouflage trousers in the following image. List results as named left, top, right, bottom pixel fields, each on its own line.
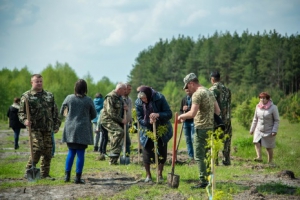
left=102, top=123, right=124, bottom=157
left=222, top=122, right=232, bottom=165
left=26, top=130, right=52, bottom=177
left=193, top=128, right=212, bottom=183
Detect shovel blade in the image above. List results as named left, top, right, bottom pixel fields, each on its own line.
left=167, top=173, right=180, bottom=188
left=120, top=156, right=130, bottom=165
left=26, top=167, right=40, bottom=181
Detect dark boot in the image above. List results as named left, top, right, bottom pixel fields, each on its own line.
left=64, top=171, right=71, bottom=182
left=75, top=172, right=85, bottom=184
left=94, top=146, right=98, bottom=152
left=109, top=156, right=119, bottom=165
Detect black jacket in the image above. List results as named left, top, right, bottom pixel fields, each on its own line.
left=7, top=104, right=26, bottom=129
left=180, top=95, right=194, bottom=123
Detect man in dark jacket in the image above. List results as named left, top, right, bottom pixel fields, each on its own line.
left=180, top=89, right=194, bottom=162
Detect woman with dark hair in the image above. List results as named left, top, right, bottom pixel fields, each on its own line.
left=60, top=79, right=96, bottom=184
left=7, top=97, right=26, bottom=149
left=135, top=86, right=173, bottom=182
left=250, top=92, right=280, bottom=164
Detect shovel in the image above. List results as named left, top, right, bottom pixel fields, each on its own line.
left=137, top=121, right=140, bottom=164
left=153, top=121, right=159, bottom=183
left=175, top=110, right=186, bottom=163
left=175, top=124, right=184, bottom=164
left=167, top=112, right=180, bottom=188
left=120, top=110, right=130, bottom=165
left=25, top=98, right=40, bottom=181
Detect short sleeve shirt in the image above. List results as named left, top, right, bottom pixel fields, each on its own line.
left=192, top=87, right=216, bottom=129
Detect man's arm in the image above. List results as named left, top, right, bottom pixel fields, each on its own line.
left=214, top=101, right=220, bottom=116
left=178, top=103, right=198, bottom=121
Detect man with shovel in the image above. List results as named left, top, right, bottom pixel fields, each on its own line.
left=101, top=83, right=127, bottom=165
left=18, top=74, right=61, bottom=180
left=178, top=73, right=220, bottom=189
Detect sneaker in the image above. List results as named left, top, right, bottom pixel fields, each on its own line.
left=41, top=175, right=55, bottom=181
left=144, top=177, right=152, bottom=183
left=191, top=182, right=208, bottom=189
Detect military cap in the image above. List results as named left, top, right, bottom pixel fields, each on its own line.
left=183, top=73, right=197, bottom=89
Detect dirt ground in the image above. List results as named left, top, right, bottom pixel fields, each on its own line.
left=0, top=129, right=300, bottom=200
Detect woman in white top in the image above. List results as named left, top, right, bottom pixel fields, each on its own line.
left=250, top=92, right=280, bottom=164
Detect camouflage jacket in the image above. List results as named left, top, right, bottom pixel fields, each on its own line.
left=18, top=89, right=61, bottom=132
left=100, top=90, right=124, bottom=127
left=209, top=82, right=231, bottom=123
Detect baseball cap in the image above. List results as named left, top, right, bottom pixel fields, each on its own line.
left=183, top=73, right=197, bottom=89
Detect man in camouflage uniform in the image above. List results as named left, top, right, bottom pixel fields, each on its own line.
left=100, top=83, right=127, bottom=165
left=209, top=71, right=232, bottom=166
left=178, top=73, right=220, bottom=189
left=18, top=74, right=61, bottom=180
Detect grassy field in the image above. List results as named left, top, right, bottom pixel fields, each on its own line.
left=0, top=117, right=299, bottom=199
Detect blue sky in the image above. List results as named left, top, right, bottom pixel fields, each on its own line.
left=0, top=0, right=299, bottom=83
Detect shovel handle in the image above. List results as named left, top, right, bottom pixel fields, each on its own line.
left=176, top=124, right=184, bottom=152
left=172, top=112, right=178, bottom=169
left=137, top=121, right=140, bottom=164
left=123, top=110, right=127, bottom=157
left=25, top=98, right=34, bottom=161
left=153, top=121, right=159, bottom=183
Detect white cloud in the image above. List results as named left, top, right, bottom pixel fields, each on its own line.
left=0, top=0, right=299, bottom=83
left=100, top=28, right=125, bottom=46
left=180, top=10, right=210, bottom=26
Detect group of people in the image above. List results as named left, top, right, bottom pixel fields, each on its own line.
left=177, top=72, right=279, bottom=188
left=6, top=71, right=279, bottom=187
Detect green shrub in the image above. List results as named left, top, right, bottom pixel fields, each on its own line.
left=278, top=92, right=300, bottom=123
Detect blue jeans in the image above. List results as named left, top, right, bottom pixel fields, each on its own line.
left=183, top=121, right=194, bottom=158
left=13, top=128, right=21, bottom=149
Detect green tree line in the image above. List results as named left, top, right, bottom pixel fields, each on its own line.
left=129, top=30, right=300, bottom=105
left=0, top=62, right=116, bottom=120
left=1, top=30, right=300, bottom=125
